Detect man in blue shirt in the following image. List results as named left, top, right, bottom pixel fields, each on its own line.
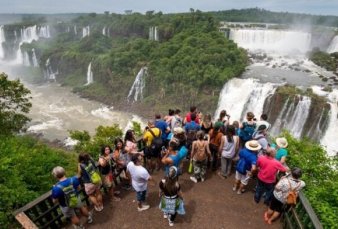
left=233, top=140, right=260, bottom=195
left=51, top=166, right=92, bottom=229
left=155, top=113, right=170, bottom=143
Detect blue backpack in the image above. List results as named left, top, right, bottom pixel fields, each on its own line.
left=239, top=122, right=256, bottom=142
left=236, top=158, right=247, bottom=175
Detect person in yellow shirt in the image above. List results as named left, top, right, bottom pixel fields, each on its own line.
left=143, top=120, right=162, bottom=173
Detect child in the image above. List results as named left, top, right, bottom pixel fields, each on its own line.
left=159, top=166, right=185, bottom=226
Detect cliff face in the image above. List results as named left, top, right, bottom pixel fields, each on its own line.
left=263, top=86, right=330, bottom=141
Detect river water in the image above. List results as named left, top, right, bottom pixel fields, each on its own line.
left=0, top=62, right=142, bottom=145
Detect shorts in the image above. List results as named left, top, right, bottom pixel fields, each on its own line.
left=102, top=173, right=114, bottom=188
left=60, top=197, right=83, bottom=218
left=136, top=190, right=147, bottom=202
left=84, top=183, right=101, bottom=196
left=269, top=195, right=284, bottom=213
left=235, top=171, right=251, bottom=186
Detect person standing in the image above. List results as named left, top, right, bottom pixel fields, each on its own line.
left=143, top=121, right=162, bottom=172
left=159, top=166, right=185, bottom=227
left=233, top=140, right=260, bottom=194
left=254, top=148, right=288, bottom=205
left=190, top=131, right=211, bottom=183
left=219, top=125, right=239, bottom=178
left=127, top=153, right=154, bottom=211
left=51, top=166, right=93, bottom=229
left=78, top=153, right=104, bottom=212
left=265, top=168, right=305, bottom=224
left=208, top=123, right=223, bottom=171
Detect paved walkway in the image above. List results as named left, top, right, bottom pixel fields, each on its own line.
left=76, top=165, right=282, bottom=229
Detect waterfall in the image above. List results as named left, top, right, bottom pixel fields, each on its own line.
left=229, top=29, right=312, bottom=54
left=74, top=25, right=77, bottom=35
left=327, top=35, right=338, bottom=54
left=44, top=58, right=58, bottom=80
left=285, top=96, right=311, bottom=138
left=102, top=27, right=106, bottom=36
left=215, top=78, right=276, bottom=122
left=38, top=25, right=51, bottom=38
left=0, top=25, right=5, bottom=59
left=84, top=62, right=93, bottom=86
left=22, top=51, right=30, bottom=66
left=149, top=27, right=159, bottom=41
left=82, top=26, right=90, bottom=38
left=15, top=25, right=39, bottom=65
left=320, top=89, right=338, bottom=156
left=127, top=67, right=147, bottom=102
left=32, top=48, right=39, bottom=67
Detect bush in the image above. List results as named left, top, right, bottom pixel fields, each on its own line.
left=282, top=132, right=338, bottom=228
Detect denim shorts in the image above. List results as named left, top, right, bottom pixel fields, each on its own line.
left=136, top=190, right=147, bottom=202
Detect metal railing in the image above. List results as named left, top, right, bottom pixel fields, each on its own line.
left=13, top=188, right=89, bottom=229
left=282, top=192, right=323, bottom=229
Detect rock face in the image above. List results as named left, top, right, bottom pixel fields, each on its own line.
left=263, top=86, right=330, bottom=141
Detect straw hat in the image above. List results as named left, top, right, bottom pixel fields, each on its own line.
left=276, top=137, right=288, bottom=148
left=245, top=140, right=262, bottom=151
left=173, top=127, right=185, bottom=134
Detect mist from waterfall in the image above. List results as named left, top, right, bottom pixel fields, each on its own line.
left=84, top=62, right=93, bottom=86
left=32, top=48, right=39, bottom=67
left=127, top=67, right=147, bottom=102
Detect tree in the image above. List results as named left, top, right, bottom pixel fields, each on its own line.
left=0, top=73, right=32, bottom=136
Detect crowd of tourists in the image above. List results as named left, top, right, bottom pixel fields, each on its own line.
left=51, top=106, right=305, bottom=228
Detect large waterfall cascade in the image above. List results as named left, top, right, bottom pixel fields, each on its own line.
left=82, top=26, right=90, bottom=38
left=327, top=35, right=338, bottom=54
left=84, top=62, right=93, bottom=86
left=38, top=25, right=51, bottom=38
left=127, top=67, right=148, bottom=102
left=0, top=25, right=5, bottom=59
left=229, top=29, right=312, bottom=54
left=215, top=78, right=276, bottom=122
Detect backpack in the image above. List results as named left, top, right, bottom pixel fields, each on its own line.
left=286, top=178, right=301, bottom=205
left=239, top=122, right=256, bottom=142
left=148, top=128, right=163, bottom=152
left=56, top=178, right=78, bottom=208
left=82, top=160, right=102, bottom=185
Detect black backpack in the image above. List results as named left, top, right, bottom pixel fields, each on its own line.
left=148, top=128, right=163, bottom=152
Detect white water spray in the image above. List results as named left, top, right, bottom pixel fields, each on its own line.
left=32, top=48, right=39, bottom=67
left=127, top=67, right=147, bottom=102
left=215, top=78, right=276, bottom=122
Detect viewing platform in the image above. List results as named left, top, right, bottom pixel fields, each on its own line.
left=14, top=168, right=322, bottom=229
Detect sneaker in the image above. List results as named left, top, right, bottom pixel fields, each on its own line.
left=232, top=186, right=237, bottom=192
left=138, top=204, right=150, bottom=212
left=114, top=190, right=121, bottom=195
left=190, top=176, right=198, bottom=183
left=163, top=213, right=168, bottom=219
left=201, top=178, right=205, bottom=182
left=168, top=221, right=174, bottom=227
left=237, top=190, right=242, bottom=195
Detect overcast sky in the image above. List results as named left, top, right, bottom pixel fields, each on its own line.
left=0, top=0, right=337, bottom=16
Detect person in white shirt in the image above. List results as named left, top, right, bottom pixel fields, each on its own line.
left=127, top=153, right=154, bottom=211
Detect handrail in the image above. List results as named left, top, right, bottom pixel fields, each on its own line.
left=282, top=191, right=323, bottom=229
